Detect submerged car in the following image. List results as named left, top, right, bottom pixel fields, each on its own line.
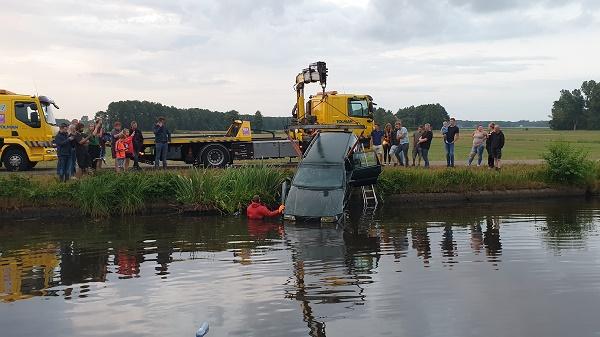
left=282, top=131, right=381, bottom=223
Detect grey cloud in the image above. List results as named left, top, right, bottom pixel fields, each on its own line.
left=365, top=0, right=600, bottom=44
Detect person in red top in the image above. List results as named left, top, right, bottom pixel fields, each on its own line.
left=124, top=128, right=135, bottom=170
left=115, top=134, right=127, bottom=173
left=246, top=195, right=285, bottom=220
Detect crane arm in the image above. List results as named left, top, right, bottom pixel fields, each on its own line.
left=294, top=62, right=328, bottom=121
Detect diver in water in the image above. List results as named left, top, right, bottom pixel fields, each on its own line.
left=246, top=195, right=285, bottom=220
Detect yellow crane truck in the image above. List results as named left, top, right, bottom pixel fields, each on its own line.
left=0, top=89, right=59, bottom=171
left=289, top=61, right=376, bottom=149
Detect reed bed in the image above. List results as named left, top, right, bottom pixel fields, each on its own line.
left=0, top=160, right=595, bottom=217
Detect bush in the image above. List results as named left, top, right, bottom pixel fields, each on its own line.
left=542, top=142, right=594, bottom=185
left=174, top=166, right=290, bottom=213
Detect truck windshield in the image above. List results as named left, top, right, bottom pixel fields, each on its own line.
left=348, top=99, right=371, bottom=118
left=41, top=102, right=57, bottom=126
left=292, top=164, right=344, bottom=189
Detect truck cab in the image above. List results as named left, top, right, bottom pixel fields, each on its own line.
left=289, top=62, right=376, bottom=151
left=0, top=90, right=59, bottom=171
left=306, top=91, right=374, bottom=141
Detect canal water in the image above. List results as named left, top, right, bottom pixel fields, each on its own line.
left=1, top=199, right=600, bottom=337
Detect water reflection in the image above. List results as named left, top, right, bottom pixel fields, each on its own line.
left=1, top=199, right=600, bottom=337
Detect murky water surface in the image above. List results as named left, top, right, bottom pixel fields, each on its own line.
left=2, top=199, right=600, bottom=337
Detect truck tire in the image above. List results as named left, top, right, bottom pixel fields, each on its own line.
left=28, top=161, right=38, bottom=169
left=201, top=144, right=230, bottom=168
left=2, top=148, right=30, bottom=171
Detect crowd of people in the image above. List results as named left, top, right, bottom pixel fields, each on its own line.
left=371, top=119, right=505, bottom=169
left=54, top=117, right=172, bottom=181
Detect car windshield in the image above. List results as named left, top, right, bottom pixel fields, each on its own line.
left=41, top=102, right=57, bottom=126
left=292, top=164, right=344, bottom=189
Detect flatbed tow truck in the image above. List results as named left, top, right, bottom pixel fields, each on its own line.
left=139, top=120, right=298, bottom=168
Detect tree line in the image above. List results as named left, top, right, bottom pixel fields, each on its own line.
left=550, top=80, right=600, bottom=130
left=374, top=103, right=450, bottom=129
left=56, top=99, right=548, bottom=133
left=90, top=100, right=291, bottom=132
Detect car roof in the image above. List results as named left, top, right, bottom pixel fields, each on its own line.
left=302, top=132, right=357, bottom=164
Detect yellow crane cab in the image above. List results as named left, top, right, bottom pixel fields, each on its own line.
left=0, top=89, right=59, bottom=171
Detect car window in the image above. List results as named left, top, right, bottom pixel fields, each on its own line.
left=293, top=165, right=344, bottom=189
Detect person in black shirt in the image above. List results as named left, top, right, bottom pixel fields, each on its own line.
left=130, top=121, right=144, bottom=170
left=489, top=124, right=505, bottom=170
left=418, top=123, right=434, bottom=168
left=485, top=122, right=496, bottom=168
left=445, top=118, right=460, bottom=167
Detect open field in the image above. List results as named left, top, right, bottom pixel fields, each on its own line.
left=421, top=128, right=600, bottom=162
left=152, top=128, right=600, bottom=162
left=3, top=129, right=600, bottom=173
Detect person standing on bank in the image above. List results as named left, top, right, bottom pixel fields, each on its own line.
left=130, top=121, right=144, bottom=170
left=445, top=118, right=459, bottom=167
left=418, top=123, right=434, bottom=168
left=111, top=121, right=123, bottom=170
left=87, top=120, right=103, bottom=171
left=382, top=123, right=392, bottom=165
left=54, top=123, right=74, bottom=182
left=74, top=123, right=92, bottom=178
left=397, top=120, right=409, bottom=167
left=468, top=125, right=487, bottom=167
left=371, top=123, right=385, bottom=164
left=490, top=124, right=505, bottom=170
left=153, top=117, right=171, bottom=169
left=412, top=125, right=423, bottom=166
left=389, top=122, right=401, bottom=166
left=486, top=122, right=496, bottom=169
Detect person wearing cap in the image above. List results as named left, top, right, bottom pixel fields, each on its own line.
left=246, top=195, right=285, bottom=220
left=54, top=123, right=74, bottom=182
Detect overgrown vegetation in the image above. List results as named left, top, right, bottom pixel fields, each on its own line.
left=175, top=166, right=289, bottom=213
left=376, top=165, right=549, bottom=195
left=1, top=157, right=598, bottom=217
left=542, top=142, right=596, bottom=185
left=0, top=166, right=289, bottom=217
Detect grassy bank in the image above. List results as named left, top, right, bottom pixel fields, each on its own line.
left=0, top=166, right=290, bottom=217
left=377, top=165, right=551, bottom=194
left=1, top=161, right=597, bottom=218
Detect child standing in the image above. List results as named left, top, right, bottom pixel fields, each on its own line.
left=124, top=129, right=134, bottom=170
left=115, top=133, right=127, bottom=173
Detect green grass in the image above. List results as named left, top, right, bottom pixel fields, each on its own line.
left=0, top=166, right=289, bottom=217
left=1, top=154, right=598, bottom=217
left=424, top=128, right=600, bottom=162
left=377, top=165, right=549, bottom=195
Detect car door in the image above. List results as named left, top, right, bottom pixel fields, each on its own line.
left=348, top=147, right=382, bottom=187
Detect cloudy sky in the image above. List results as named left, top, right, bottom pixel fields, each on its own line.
left=1, top=0, right=600, bottom=121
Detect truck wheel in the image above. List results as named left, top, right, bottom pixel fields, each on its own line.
left=201, top=144, right=230, bottom=168
left=2, top=148, right=30, bottom=171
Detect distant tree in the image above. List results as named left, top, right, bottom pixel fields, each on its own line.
left=550, top=89, right=585, bottom=130
left=94, top=101, right=290, bottom=132
left=582, top=80, right=600, bottom=129
left=253, top=110, right=264, bottom=130
left=396, top=103, right=449, bottom=129
left=225, top=110, right=240, bottom=123
left=374, top=107, right=396, bottom=127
